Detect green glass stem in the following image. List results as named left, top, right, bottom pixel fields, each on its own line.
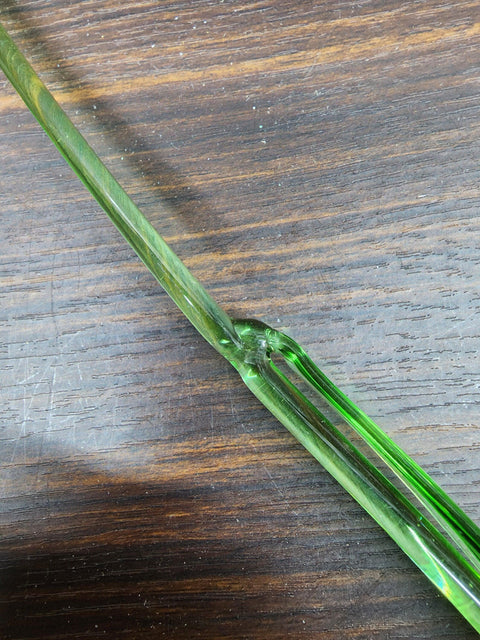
left=267, top=327, right=480, bottom=575
left=1, top=22, right=479, bottom=631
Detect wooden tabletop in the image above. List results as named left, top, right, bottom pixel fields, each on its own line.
left=1, top=2, right=479, bottom=638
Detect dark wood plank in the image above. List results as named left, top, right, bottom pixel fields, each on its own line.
left=1, top=1, right=479, bottom=638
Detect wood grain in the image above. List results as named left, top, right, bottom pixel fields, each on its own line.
left=1, top=1, right=479, bottom=638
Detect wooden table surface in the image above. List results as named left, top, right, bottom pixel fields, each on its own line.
left=1, top=2, right=480, bottom=638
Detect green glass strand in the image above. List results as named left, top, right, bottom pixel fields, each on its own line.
left=1, top=22, right=479, bottom=631
left=267, top=326, right=480, bottom=574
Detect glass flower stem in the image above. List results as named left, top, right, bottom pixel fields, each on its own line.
left=1, top=22, right=479, bottom=632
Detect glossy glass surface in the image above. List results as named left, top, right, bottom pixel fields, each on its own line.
left=1, top=22, right=479, bottom=631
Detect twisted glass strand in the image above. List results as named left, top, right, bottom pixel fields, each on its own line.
left=1, top=22, right=479, bottom=631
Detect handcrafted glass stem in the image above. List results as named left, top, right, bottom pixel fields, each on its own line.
left=1, top=22, right=479, bottom=631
